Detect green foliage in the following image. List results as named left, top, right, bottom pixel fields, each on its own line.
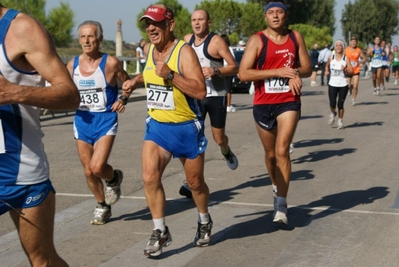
left=46, top=3, right=74, bottom=47
left=2, top=0, right=46, bottom=24
left=136, top=0, right=192, bottom=40
left=1, top=0, right=75, bottom=47
left=290, top=24, right=332, bottom=50
left=196, top=0, right=242, bottom=35
left=234, top=2, right=264, bottom=42
left=245, top=0, right=336, bottom=35
left=341, top=0, right=399, bottom=45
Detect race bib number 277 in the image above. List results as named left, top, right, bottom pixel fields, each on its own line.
left=146, top=83, right=175, bottom=110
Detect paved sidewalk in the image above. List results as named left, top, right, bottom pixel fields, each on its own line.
left=1, top=77, right=399, bottom=266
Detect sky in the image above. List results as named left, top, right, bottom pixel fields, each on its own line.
left=45, top=0, right=397, bottom=45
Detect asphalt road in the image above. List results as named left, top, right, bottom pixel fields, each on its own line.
left=1, top=76, right=399, bottom=267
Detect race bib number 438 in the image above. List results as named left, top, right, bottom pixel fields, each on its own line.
left=264, top=77, right=290, bottom=93
left=79, top=88, right=106, bottom=111
left=147, top=83, right=175, bottom=110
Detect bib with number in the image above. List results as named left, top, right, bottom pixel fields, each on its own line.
left=264, top=77, right=290, bottom=93
left=79, top=88, right=106, bottom=111
left=146, top=83, right=175, bottom=110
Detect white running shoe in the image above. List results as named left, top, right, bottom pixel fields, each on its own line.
left=395, top=80, right=397, bottom=85
left=226, top=106, right=236, bottom=112
left=377, top=88, right=381, bottom=95
left=144, top=227, right=172, bottom=257
left=273, top=204, right=288, bottom=225
left=337, top=119, right=344, bottom=129
left=90, top=205, right=111, bottom=225
left=351, top=99, right=356, bottom=106
left=105, top=169, right=123, bottom=205
left=328, top=112, right=336, bottom=125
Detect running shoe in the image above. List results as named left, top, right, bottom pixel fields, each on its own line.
left=395, top=80, right=398, bottom=85
left=373, top=88, right=378, bottom=95
left=337, top=119, right=344, bottom=129
left=328, top=112, right=336, bottom=125
left=376, top=88, right=381, bottom=95
left=179, top=180, right=193, bottom=199
left=226, top=106, right=236, bottom=112
left=193, top=216, right=213, bottom=247
left=223, top=147, right=238, bottom=170
left=105, top=169, right=123, bottom=205
left=144, top=226, right=172, bottom=257
left=351, top=99, right=356, bottom=106
left=273, top=203, right=288, bottom=225
left=91, top=205, right=111, bottom=225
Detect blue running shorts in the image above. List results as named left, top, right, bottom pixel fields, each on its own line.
left=0, top=179, right=55, bottom=215
left=144, top=117, right=208, bottom=159
left=74, top=110, right=118, bottom=145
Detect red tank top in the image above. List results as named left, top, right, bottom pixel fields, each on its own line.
left=254, top=30, right=300, bottom=105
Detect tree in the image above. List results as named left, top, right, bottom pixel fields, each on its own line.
left=45, top=3, right=74, bottom=47
left=290, top=24, right=332, bottom=50
left=341, top=0, right=399, bottom=44
left=229, top=1, right=265, bottom=43
left=247, top=0, right=336, bottom=35
left=2, top=0, right=75, bottom=47
left=196, top=0, right=243, bottom=35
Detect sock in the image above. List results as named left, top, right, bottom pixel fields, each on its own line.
left=276, top=197, right=287, bottom=207
left=98, top=201, right=110, bottom=208
left=153, top=218, right=166, bottom=233
left=272, top=184, right=278, bottom=194
left=221, top=147, right=230, bottom=156
left=107, top=171, right=119, bottom=186
left=198, top=212, right=210, bottom=224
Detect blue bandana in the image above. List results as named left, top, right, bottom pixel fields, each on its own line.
left=264, top=2, right=288, bottom=12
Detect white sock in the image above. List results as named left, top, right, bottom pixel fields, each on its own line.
left=198, top=212, right=210, bottom=224
left=153, top=218, right=166, bottom=233
left=272, top=184, right=278, bottom=194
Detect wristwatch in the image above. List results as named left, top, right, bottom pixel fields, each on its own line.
left=167, top=70, right=175, bottom=80
left=119, top=95, right=128, bottom=105
left=213, top=67, right=220, bottom=75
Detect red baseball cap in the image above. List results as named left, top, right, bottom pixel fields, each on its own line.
left=139, top=5, right=174, bottom=22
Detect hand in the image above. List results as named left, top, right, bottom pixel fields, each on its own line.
left=122, top=79, right=136, bottom=94
left=155, top=61, right=171, bottom=79
left=280, top=67, right=299, bottom=79
left=111, top=100, right=126, bottom=113
left=289, top=76, right=302, bottom=95
left=202, top=66, right=213, bottom=79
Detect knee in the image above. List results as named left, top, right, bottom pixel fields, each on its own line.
left=186, top=177, right=206, bottom=193
left=213, top=133, right=226, bottom=147
left=276, top=147, right=290, bottom=159
left=142, top=173, right=161, bottom=189
left=89, top=163, right=106, bottom=177
left=265, top=153, right=276, bottom=164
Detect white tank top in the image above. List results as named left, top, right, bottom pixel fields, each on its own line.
left=328, top=55, right=348, bottom=87
left=0, top=9, right=49, bottom=185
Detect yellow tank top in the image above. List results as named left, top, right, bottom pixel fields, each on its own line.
left=144, top=40, right=203, bottom=123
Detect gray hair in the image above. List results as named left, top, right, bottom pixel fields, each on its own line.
left=78, top=20, right=103, bottom=39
